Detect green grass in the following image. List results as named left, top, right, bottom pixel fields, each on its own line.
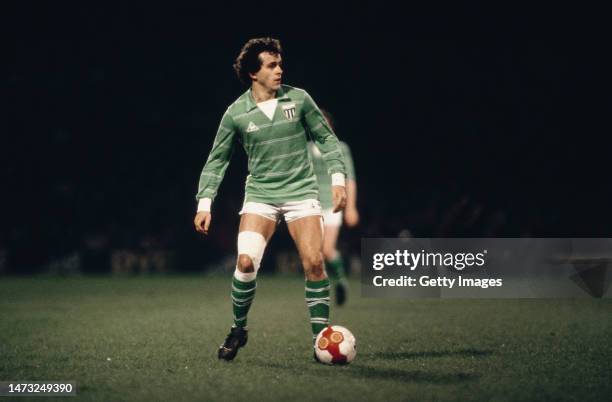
left=1, top=275, right=610, bottom=402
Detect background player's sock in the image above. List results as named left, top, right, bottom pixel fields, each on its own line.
left=326, top=255, right=348, bottom=286
left=305, top=278, right=330, bottom=339
left=231, top=274, right=256, bottom=328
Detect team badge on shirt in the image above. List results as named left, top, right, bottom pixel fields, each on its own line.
left=246, top=121, right=259, bottom=133
left=282, top=103, right=296, bottom=120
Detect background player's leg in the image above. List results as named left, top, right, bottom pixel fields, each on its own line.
left=323, top=224, right=348, bottom=305
left=287, top=216, right=330, bottom=340
left=322, top=224, right=340, bottom=262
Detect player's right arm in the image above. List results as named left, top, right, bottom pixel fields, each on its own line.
left=194, top=110, right=236, bottom=235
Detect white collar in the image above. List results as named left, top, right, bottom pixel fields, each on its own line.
left=256, top=98, right=278, bottom=120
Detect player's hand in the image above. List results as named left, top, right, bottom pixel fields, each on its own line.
left=344, top=207, right=360, bottom=227
left=194, top=211, right=212, bottom=235
left=332, top=185, right=347, bottom=213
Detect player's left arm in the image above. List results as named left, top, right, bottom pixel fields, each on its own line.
left=344, top=179, right=359, bottom=226
left=302, top=91, right=347, bottom=212
left=341, top=142, right=359, bottom=227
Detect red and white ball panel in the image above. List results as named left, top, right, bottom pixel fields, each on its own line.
left=315, top=347, right=334, bottom=364
left=314, top=325, right=356, bottom=365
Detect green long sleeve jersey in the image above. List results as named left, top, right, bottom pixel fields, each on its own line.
left=196, top=85, right=346, bottom=204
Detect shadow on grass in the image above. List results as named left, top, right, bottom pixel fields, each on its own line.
left=255, top=361, right=479, bottom=384
left=331, top=365, right=479, bottom=384
left=366, top=348, right=493, bottom=361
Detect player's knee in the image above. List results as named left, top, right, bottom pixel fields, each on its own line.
left=310, top=264, right=325, bottom=278
left=305, top=265, right=326, bottom=281
left=237, top=254, right=255, bottom=273
left=303, top=254, right=324, bottom=276
left=236, top=231, right=267, bottom=276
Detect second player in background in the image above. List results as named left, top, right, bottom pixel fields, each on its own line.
left=309, top=109, right=359, bottom=306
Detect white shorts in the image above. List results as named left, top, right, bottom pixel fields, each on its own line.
left=322, top=208, right=343, bottom=227
left=239, top=199, right=323, bottom=223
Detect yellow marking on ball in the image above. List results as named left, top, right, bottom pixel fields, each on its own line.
left=330, top=331, right=344, bottom=343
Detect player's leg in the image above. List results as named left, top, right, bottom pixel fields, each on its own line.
left=322, top=218, right=348, bottom=306
left=286, top=213, right=330, bottom=343
left=322, top=224, right=341, bottom=262
left=232, top=213, right=276, bottom=328
left=219, top=205, right=277, bottom=361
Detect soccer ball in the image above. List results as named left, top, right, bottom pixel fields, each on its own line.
left=314, top=325, right=356, bottom=364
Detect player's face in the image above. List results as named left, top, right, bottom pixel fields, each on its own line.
left=250, top=52, right=283, bottom=91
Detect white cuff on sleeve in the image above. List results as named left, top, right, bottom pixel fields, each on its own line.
left=331, top=173, right=346, bottom=187
left=197, top=198, right=212, bottom=212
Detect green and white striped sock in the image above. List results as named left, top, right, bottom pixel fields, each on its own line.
left=231, top=275, right=256, bottom=328
left=305, top=278, right=330, bottom=339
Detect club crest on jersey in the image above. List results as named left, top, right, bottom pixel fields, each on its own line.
left=282, top=103, right=296, bottom=120
left=246, top=121, right=259, bottom=133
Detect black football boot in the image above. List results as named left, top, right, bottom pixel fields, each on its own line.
left=218, top=326, right=248, bottom=361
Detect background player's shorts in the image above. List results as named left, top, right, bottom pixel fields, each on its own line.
left=322, top=208, right=343, bottom=227
left=239, top=199, right=322, bottom=223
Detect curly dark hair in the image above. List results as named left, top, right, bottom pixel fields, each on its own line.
left=233, top=37, right=282, bottom=85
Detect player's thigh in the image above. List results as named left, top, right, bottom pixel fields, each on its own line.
left=239, top=213, right=276, bottom=241
left=287, top=215, right=324, bottom=261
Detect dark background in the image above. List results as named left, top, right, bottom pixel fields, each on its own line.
left=3, top=4, right=611, bottom=274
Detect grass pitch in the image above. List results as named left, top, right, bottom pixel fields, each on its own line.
left=1, top=275, right=610, bottom=401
